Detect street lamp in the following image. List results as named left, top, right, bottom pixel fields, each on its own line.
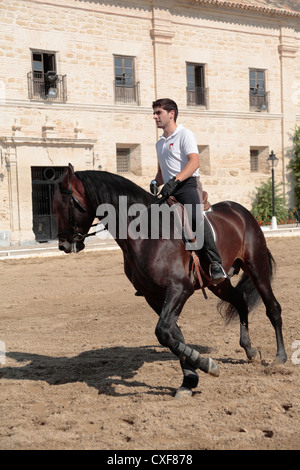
left=267, top=150, right=279, bottom=230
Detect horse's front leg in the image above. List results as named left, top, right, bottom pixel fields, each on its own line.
left=155, top=279, right=219, bottom=397
left=145, top=293, right=199, bottom=397
left=172, top=322, right=200, bottom=398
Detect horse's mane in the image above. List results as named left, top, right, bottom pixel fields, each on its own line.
left=75, top=170, right=155, bottom=210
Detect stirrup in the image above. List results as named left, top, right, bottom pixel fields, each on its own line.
left=209, top=262, right=227, bottom=284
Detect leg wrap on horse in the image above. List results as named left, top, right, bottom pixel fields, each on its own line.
left=172, top=341, right=219, bottom=376
left=181, top=366, right=199, bottom=389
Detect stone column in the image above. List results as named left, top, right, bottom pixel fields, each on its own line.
left=278, top=25, right=298, bottom=205
left=6, top=144, right=21, bottom=243
left=151, top=1, right=175, bottom=101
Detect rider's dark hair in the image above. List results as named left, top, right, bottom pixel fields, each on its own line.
left=152, top=98, right=178, bottom=122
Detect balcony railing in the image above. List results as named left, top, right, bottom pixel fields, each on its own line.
left=27, top=71, right=67, bottom=103
left=187, top=87, right=208, bottom=108
left=249, top=90, right=269, bottom=111
left=114, top=81, right=140, bottom=105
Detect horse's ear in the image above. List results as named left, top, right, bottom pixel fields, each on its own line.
left=61, top=163, right=74, bottom=190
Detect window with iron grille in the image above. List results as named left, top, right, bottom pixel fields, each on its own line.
left=249, top=69, right=268, bottom=111
left=249, top=147, right=270, bottom=174
left=114, top=55, right=140, bottom=105
left=186, top=63, right=208, bottom=107
left=250, top=149, right=259, bottom=172
left=117, top=148, right=130, bottom=173
left=27, top=50, right=67, bottom=102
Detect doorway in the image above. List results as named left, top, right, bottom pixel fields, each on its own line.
left=31, top=166, right=67, bottom=242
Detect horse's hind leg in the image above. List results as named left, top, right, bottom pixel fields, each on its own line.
left=251, top=278, right=287, bottom=364
left=244, top=251, right=287, bottom=364
left=211, top=281, right=260, bottom=362
left=266, top=295, right=287, bottom=364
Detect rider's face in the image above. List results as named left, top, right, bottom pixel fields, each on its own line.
left=153, top=107, right=174, bottom=129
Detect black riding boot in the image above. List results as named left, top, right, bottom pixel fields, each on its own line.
left=200, top=218, right=227, bottom=284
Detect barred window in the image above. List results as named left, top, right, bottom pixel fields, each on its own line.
left=250, top=149, right=259, bottom=172
left=116, top=148, right=130, bottom=173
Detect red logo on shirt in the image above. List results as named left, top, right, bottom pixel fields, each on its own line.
left=169, top=143, right=174, bottom=150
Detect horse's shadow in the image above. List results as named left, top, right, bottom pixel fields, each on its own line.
left=1, top=345, right=212, bottom=396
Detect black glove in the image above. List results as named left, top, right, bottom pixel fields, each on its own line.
left=150, top=179, right=158, bottom=196
left=160, top=177, right=180, bottom=198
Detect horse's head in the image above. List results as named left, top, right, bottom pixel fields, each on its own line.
left=52, top=163, right=95, bottom=253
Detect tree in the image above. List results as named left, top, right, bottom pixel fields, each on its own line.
left=251, top=179, right=287, bottom=224
left=289, top=126, right=300, bottom=209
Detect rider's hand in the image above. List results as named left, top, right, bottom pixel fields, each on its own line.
left=150, top=179, right=158, bottom=196
left=160, top=177, right=181, bottom=198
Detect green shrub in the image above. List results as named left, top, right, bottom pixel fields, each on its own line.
left=289, top=126, right=300, bottom=209
left=251, top=179, right=288, bottom=225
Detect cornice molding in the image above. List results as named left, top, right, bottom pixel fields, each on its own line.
left=0, top=100, right=284, bottom=123
left=0, top=99, right=150, bottom=114
left=0, top=136, right=96, bottom=146
left=189, top=0, right=300, bottom=18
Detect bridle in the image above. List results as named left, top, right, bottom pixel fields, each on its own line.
left=57, top=181, right=105, bottom=243
left=57, top=177, right=167, bottom=244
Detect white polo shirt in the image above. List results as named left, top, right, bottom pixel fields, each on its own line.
left=156, top=124, right=199, bottom=183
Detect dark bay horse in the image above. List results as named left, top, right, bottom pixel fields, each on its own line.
left=52, top=164, right=287, bottom=398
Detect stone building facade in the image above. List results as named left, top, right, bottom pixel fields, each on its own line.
left=0, top=0, right=299, bottom=245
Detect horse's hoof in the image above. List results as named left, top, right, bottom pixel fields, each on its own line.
left=272, top=354, right=287, bottom=366
left=248, top=349, right=262, bottom=363
left=208, top=358, right=220, bottom=377
left=174, top=387, right=193, bottom=399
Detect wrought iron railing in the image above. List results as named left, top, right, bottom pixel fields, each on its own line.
left=249, top=91, right=269, bottom=111
left=27, top=71, right=67, bottom=102
left=114, top=81, right=140, bottom=105
left=186, top=87, right=208, bottom=107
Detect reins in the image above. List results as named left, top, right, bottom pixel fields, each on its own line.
left=57, top=181, right=106, bottom=242
left=57, top=178, right=174, bottom=244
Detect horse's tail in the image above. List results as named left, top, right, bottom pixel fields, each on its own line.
left=218, top=248, right=275, bottom=324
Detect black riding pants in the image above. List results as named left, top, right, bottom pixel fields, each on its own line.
left=173, top=177, right=222, bottom=264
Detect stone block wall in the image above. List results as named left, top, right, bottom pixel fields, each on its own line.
left=0, top=0, right=299, bottom=242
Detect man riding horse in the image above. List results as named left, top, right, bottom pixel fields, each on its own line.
left=151, top=98, right=227, bottom=284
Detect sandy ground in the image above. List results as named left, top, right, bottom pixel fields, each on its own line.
left=0, top=237, right=299, bottom=450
